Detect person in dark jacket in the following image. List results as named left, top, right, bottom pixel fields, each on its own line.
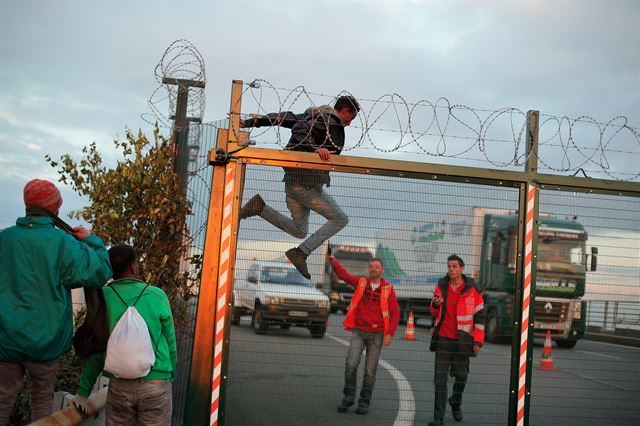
left=0, top=179, right=112, bottom=424
left=239, top=96, right=360, bottom=279
left=428, top=255, right=485, bottom=426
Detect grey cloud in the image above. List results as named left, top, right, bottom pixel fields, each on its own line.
left=1, top=1, right=638, bottom=229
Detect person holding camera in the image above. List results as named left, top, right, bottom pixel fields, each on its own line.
left=428, top=255, right=485, bottom=426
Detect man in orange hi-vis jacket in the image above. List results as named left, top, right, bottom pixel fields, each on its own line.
left=329, top=255, right=399, bottom=415
left=428, top=254, right=485, bottom=426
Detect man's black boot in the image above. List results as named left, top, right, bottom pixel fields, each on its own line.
left=337, top=397, right=354, bottom=413
left=239, top=194, right=265, bottom=220
left=355, top=399, right=370, bottom=415
left=428, top=420, right=444, bottom=426
left=451, top=405, right=463, bottom=422
left=285, top=247, right=311, bottom=279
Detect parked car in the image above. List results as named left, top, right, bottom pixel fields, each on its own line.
left=232, top=261, right=330, bottom=338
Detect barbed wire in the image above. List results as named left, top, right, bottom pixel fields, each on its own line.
left=142, top=39, right=206, bottom=130
left=537, top=114, right=639, bottom=181
left=142, top=39, right=208, bottom=254
left=233, top=79, right=639, bottom=182
left=181, top=78, right=640, bottom=262
left=180, top=118, right=640, bottom=272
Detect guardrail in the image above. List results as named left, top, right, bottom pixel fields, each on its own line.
left=585, top=300, right=640, bottom=331
left=584, top=300, right=640, bottom=347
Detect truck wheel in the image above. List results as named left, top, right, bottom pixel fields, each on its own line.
left=555, top=339, right=577, bottom=349
left=399, top=305, right=408, bottom=325
left=231, top=299, right=241, bottom=325
left=252, top=309, right=268, bottom=334
left=310, top=324, right=326, bottom=338
left=485, top=309, right=501, bottom=343
left=231, top=307, right=241, bottom=326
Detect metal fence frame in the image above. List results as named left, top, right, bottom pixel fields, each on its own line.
left=183, top=80, right=640, bottom=426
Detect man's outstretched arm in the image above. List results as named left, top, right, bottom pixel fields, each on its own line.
left=241, top=111, right=300, bottom=129
left=328, top=256, right=360, bottom=287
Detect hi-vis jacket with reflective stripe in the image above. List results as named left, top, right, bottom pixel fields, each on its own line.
left=343, top=277, right=395, bottom=336
left=430, top=275, right=485, bottom=346
left=331, top=259, right=399, bottom=337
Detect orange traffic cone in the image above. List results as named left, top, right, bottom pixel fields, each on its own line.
left=404, top=311, right=416, bottom=340
left=539, top=329, right=556, bottom=371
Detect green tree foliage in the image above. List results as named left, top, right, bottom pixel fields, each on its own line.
left=45, top=128, right=198, bottom=321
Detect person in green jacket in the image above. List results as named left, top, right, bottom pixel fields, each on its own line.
left=0, top=179, right=113, bottom=425
left=72, top=244, right=177, bottom=425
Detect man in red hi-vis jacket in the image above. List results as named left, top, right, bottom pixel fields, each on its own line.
left=329, top=255, right=400, bottom=415
left=428, top=254, right=485, bottom=426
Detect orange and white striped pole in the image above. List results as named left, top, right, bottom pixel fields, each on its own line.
left=210, top=164, right=237, bottom=426
left=516, top=184, right=536, bottom=426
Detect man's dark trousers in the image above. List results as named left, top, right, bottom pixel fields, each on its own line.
left=433, top=336, right=470, bottom=421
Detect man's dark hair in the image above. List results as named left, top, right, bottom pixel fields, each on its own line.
left=370, top=258, right=384, bottom=268
left=447, top=254, right=465, bottom=267
left=334, top=95, right=360, bottom=113
left=108, top=244, right=137, bottom=279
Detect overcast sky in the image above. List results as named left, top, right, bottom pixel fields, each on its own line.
left=1, top=0, right=639, bottom=229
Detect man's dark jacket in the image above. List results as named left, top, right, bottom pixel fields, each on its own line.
left=243, top=105, right=346, bottom=189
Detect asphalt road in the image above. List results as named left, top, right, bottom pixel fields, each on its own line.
left=224, top=313, right=640, bottom=426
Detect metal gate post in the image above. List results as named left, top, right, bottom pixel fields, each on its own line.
left=185, top=80, right=245, bottom=426
left=210, top=159, right=245, bottom=426
left=508, top=111, right=540, bottom=426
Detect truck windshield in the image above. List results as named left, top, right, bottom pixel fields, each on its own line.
left=261, top=267, right=312, bottom=287
left=538, top=239, right=585, bottom=274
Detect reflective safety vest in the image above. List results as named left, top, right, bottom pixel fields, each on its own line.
left=430, top=278, right=485, bottom=345
left=343, top=278, right=392, bottom=336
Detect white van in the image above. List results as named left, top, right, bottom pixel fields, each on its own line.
left=232, top=261, right=330, bottom=338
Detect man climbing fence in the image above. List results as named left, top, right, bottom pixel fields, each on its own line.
left=239, top=95, right=360, bottom=279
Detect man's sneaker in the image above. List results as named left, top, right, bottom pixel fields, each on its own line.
left=452, top=405, right=463, bottom=422
left=337, top=398, right=354, bottom=413
left=428, top=420, right=444, bottom=426
left=355, top=400, right=369, bottom=415
left=239, top=194, right=265, bottom=220
left=285, top=248, right=311, bottom=279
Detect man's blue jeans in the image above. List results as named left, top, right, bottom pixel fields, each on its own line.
left=343, top=329, right=383, bottom=403
left=260, top=183, right=348, bottom=255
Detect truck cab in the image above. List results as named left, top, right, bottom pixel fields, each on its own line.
left=480, top=214, right=596, bottom=348
left=232, top=261, right=330, bottom=338
left=322, top=244, right=373, bottom=313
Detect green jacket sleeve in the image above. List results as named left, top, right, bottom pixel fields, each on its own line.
left=60, top=234, right=113, bottom=289
left=162, top=303, right=178, bottom=380
left=77, top=352, right=106, bottom=397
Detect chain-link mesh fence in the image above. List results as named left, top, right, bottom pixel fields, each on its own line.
left=174, top=119, right=638, bottom=425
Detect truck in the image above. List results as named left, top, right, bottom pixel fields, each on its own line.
left=375, top=207, right=598, bottom=348
left=375, top=239, right=433, bottom=324
left=314, top=242, right=428, bottom=324
left=316, top=243, right=374, bottom=313
left=232, top=260, right=331, bottom=338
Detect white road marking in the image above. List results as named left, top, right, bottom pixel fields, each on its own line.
left=326, top=334, right=415, bottom=426
left=576, top=349, right=622, bottom=360
left=560, top=370, right=631, bottom=392
left=585, top=339, right=640, bottom=350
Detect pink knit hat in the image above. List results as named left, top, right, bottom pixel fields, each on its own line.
left=23, top=179, right=63, bottom=214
